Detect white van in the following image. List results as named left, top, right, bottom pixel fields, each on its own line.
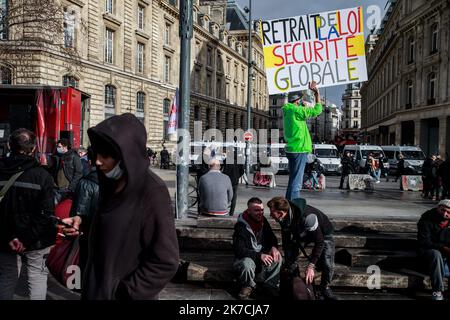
left=268, top=143, right=289, bottom=173
left=313, top=144, right=342, bottom=174
left=381, top=145, right=425, bottom=175
left=343, top=144, right=390, bottom=173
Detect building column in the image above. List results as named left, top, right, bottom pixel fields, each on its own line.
left=438, top=116, right=448, bottom=157
left=395, top=123, right=401, bottom=145
left=414, top=120, right=421, bottom=146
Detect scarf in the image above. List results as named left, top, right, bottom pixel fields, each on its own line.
left=242, top=210, right=264, bottom=234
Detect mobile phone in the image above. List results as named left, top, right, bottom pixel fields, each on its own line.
left=51, top=216, right=78, bottom=230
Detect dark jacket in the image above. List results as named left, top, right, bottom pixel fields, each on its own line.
left=83, top=113, right=179, bottom=300
left=223, top=155, right=244, bottom=186
left=341, top=155, right=352, bottom=175
left=233, top=214, right=278, bottom=267
left=0, top=154, right=56, bottom=252
left=70, top=168, right=99, bottom=221
left=280, top=199, right=334, bottom=266
left=56, top=149, right=83, bottom=192
left=417, top=208, right=450, bottom=254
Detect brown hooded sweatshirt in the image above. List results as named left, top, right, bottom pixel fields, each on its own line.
left=82, top=113, right=179, bottom=300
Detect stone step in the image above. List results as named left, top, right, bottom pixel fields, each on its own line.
left=335, top=248, right=418, bottom=268
left=177, top=227, right=417, bottom=251
left=196, top=216, right=418, bottom=234
left=181, top=252, right=436, bottom=290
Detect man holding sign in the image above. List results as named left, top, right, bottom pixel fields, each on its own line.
left=284, top=81, right=322, bottom=200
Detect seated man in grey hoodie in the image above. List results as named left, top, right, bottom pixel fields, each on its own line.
left=198, top=158, right=233, bottom=216
left=232, top=197, right=282, bottom=300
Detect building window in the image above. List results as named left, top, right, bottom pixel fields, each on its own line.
left=242, top=67, right=245, bottom=81
left=0, top=66, right=11, bottom=84
left=225, top=112, right=229, bottom=128
left=62, top=75, right=78, bottom=88
left=428, top=73, right=437, bottom=105
left=136, top=42, right=145, bottom=73
left=272, top=98, right=277, bottom=105
left=163, top=98, right=171, bottom=139
left=234, top=85, right=238, bottom=105
left=216, top=52, right=222, bottom=71
left=104, top=85, right=116, bottom=119
left=226, top=59, right=231, bottom=74
left=164, top=56, right=171, bottom=83
left=353, top=121, right=358, bottom=128
left=206, top=108, right=211, bottom=128
left=63, top=8, right=75, bottom=48
left=168, top=0, right=177, bottom=6
left=271, top=109, right=277, bottom=117
left=105, top=0, right=114, bottom=14
left=164, top=23, right=171, bottom=46
left=216, top=77, right=222, bottom=99
left=206, top=73, right=211, bottom=96
left=353, top=110, right=358, bottom=118
left=233, top=114, right=236, bottom=128
left=0, top=0, right=8, bottom=40
left=207, top=47, right=212, bottom=67
left=240, top=115, right=244, bottom=128
left=194, top=105, right=200, bottom=121
left=406, top=80, right=413, bottom=109
left=136, top=92, right=145, bottom=123
left=194, top=69, right=200, bottom=93
left=216, top=110, right=221, bottom=129
left=407, top=36, right=414, bottom=64
left=105, top=28, right=114, bottom=63
left=430, top=23, right=438, bottom=54
left=137, top=5, right=145, bottom=30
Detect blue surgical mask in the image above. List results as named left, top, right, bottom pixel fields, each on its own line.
left=105, top=161, right=124, bottom=180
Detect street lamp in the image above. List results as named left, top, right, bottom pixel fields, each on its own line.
left=244, top=0, right=252, bottom=186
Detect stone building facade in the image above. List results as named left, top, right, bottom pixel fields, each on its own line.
left=341, top=83, right=362, bottom=130
left=361, top=0, right=450, bottom=157
left=0, top=0, right=269, bottom=150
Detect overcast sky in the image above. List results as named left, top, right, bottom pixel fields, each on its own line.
left=235, top=0, right=388, bottom=107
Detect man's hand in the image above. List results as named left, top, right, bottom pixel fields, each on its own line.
left=261, top=254, right=274, bottom=266
left=442, top=246, right=450, bottom=256
left=309, top=81, right=320, bottom=103
left=62, top=216, right=82, bottom=237
left=9, top=238, right=25, bottom=253
left=305, top=265, right=315, bottom=284
left=270, top=247, right=282, bottom=263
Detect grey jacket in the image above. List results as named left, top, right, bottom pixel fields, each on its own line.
left=198, top=170, right=233, bottom=214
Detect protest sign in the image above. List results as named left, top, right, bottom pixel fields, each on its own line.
left=261, top=7, right=368, bottom=95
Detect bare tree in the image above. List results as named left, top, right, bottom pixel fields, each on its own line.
left=0, top=0, right=86, bottom=83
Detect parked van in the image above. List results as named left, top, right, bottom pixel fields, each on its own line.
left=313, top=144, right=342, bottom=175
left=268, top=143, right=289, bottom=174
left=343, top=144, right=389, bottom=173
left=381, top=145, right=425, bottom=175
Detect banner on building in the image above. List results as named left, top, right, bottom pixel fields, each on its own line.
left=167, top=88, right=178, bottom=135
left=261, top=7, right=368, bottom=95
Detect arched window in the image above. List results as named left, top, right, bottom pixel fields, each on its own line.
left=163, top=98, right=171, bottom=139
left=136, top=91, right=145, bottom=123
left=0, top=66, right=12, bottom=84
left=62, top=75, right=79, bottom=88
left=104, top=85, right=116, bottom=119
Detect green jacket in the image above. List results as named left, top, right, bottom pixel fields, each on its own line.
left=282, top=102, right=322, bottom=153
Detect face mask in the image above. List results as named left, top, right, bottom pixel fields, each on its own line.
left=104, top=161, right=124, bottom=180
left=56, top=147, right=65, bottom=154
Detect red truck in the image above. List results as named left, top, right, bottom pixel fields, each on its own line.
left=0, top=85, right=90, bottom=164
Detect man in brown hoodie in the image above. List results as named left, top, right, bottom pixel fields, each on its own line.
left=64, top=113, right=179, bottom=299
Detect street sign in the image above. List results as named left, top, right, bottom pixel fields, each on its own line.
left=244, top=131, right=253, bottom=142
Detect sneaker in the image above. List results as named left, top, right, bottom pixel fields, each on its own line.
left=432, top=291, right=444, bottom=301
left=375, top=180, right=380, bottom=184
left=238, top=287, right=253, bottom=300
left=321, top=287, right=338, bottom=300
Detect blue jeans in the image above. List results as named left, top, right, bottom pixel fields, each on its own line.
left=286, top=152, right=308, bottom=200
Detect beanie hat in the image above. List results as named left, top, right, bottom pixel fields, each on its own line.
left=439, top=199, right=450, bottom=208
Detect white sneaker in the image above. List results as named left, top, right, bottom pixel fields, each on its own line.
left=432, top=291, right=444, bottom=300
left=375, top=180, right=380, bottom=184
